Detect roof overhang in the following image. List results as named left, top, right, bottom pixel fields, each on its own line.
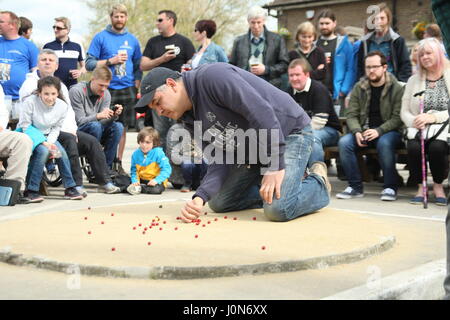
left=265, top=0, right=366, bottom=11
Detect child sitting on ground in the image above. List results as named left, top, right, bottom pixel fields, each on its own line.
left=127, top=127, right=172, bottom=195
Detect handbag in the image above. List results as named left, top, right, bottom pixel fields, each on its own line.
left=405, top=120, right=449, bottom=142
left=0, top=179, right=21, bottom=206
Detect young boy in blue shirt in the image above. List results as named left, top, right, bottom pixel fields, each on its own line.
left=127, top=127, right=172, bottom=195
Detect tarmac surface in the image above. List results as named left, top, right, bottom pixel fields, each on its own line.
left=0, top=132, right=447, bottom=300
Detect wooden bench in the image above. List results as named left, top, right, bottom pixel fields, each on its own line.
left=323, top=117, right=408, bottom=182
left=324, top=145, right=408, bottom=182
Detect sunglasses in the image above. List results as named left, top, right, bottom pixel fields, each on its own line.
left=53, top=26, right=67, bottom=31
left=156, top=18, right=164, bottom=23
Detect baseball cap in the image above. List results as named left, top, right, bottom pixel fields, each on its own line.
left=134, top=67, right=181, bottom=113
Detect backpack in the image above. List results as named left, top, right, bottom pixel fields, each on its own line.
left=0, top=179, right=21, bottom=206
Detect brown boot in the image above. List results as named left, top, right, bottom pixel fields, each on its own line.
left=310, top=161, right=331, bottom=194
left=39, top=180, right=49, bottom=196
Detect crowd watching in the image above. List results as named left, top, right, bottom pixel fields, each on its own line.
left=0, top=2, right=449, bottom=207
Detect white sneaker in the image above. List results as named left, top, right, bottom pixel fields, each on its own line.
left=75, top=186, right=88, bottom=198
left=380, top=188, right=397, bottom=201
left=127, top=184, right=142, bottom=195
left=102, top=182, right=121, bottom=194
left=336, top=187, right=364, bottom=199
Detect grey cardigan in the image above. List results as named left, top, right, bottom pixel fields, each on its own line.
left=229, top=27, right=289, bottom=88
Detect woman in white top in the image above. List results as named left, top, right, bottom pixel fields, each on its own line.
left=401, top=37, right=450, bottom=206
left=189, top=20, right=228, bottom=69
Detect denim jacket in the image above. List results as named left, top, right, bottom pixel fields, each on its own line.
left=192, top=41, right=228, bottom=67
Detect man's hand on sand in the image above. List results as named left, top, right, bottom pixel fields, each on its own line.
left=181, top=197, right=204, bottom=223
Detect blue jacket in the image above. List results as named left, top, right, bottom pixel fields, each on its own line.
left=130, top=147, right=172, bottom=185
left=15, top=125, right=46, bottom=151
left=193, top=41, right=228, bottom=67
left=332, top=35, right=355, bottom=100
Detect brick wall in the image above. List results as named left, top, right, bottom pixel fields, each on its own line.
left=277, top=0, right=433, bottom=50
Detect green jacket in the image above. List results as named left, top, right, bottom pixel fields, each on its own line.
left=346, top=72, right=405, bottom=135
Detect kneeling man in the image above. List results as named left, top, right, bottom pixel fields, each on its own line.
left=135, top=63, right=330, bottom=222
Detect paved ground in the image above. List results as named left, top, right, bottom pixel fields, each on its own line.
left=0, top=132, right=447, bottom=300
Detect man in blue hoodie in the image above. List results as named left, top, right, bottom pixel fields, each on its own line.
left=85, top=4, right=142, bottom=174
left=316, top=9, right=355, bottom=115
left=134, top=63, right=331, bottom=223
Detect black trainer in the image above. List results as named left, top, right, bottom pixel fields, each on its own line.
left=64, top=187, right=83, bottom=200
left=18, top=192, right=31, bottom=204
left=25, top=190, right=44, bottom=203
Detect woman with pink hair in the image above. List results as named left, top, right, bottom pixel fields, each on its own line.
left=401, top=37, right=450, bottom=205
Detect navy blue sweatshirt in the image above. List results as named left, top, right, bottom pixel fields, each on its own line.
left=180, top=63, right=311, bottom=203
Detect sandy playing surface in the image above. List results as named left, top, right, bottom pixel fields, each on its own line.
left=0, top=202, right=395, bottom=268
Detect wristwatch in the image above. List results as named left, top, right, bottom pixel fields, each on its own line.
left=106, top=58, right=112, bottom=66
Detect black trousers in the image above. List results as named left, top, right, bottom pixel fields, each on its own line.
left=58, top=131, right=111, bottom=186
left=58, top=132, right=83, bottom=186
left=77, top=130, right=111, bottom=186
left=140, top=179, right=165, bottom=194
left=407, top=139, right=449, bottom=184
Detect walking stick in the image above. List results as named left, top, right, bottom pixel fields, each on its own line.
left=414, top=90, right=428, bottom=209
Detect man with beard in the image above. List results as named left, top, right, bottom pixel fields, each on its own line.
left=316, top=9, right=355, bottom=114
left=336, top=51, right=404, bottom=201
left=85, top=4, right=142, bottom=174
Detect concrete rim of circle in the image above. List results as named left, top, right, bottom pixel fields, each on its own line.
left=0, top=236, right=395, bottom=280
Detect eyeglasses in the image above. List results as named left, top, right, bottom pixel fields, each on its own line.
left=53, top=26, right=67, bottom=31
left=365, top=65, right=383, bottom=70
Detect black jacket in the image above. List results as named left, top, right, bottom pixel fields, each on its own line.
left=229, top=27, right=289, bottom=88
left=357, top=28, right=412, bottom=83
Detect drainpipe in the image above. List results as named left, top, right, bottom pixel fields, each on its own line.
left=392, top=0, right=398, bottom=32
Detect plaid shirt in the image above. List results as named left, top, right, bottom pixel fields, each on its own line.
left=432, top=0, right=450, bottom=54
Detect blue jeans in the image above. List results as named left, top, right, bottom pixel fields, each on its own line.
left=181, top=160, right=207, bottom=188
left=26, top=141, right=76, bottom=192
left=338, top=131, right=402, bottom=192
left=208, top=125, right=330, bottom=222
left=309, top=126, right=340, bottom=166
left=78, top=121, right=124, bottom=168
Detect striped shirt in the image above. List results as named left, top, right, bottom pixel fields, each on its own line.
left=43, top=38, right=84, bottom=89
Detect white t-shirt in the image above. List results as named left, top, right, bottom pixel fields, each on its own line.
left=191, top=53, right=203, bottom=69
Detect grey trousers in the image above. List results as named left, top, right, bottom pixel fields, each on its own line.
left=0, top=131, right=33, bottom=191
